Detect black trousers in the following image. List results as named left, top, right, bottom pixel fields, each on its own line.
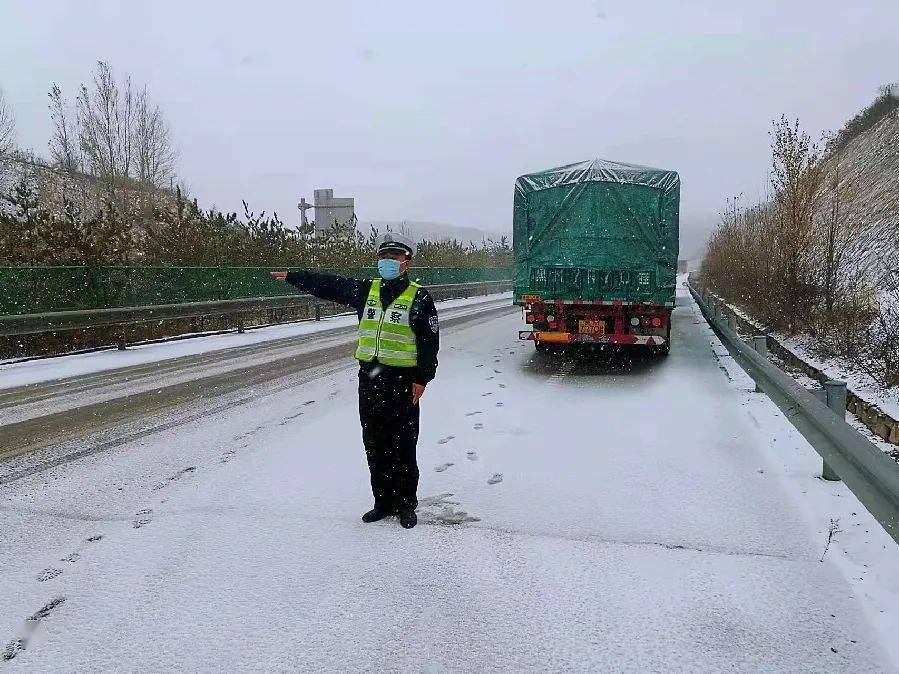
left=358, top=366, right=420, bottom=511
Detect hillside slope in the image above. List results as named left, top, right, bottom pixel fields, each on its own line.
left=827, top=112, right=899, bottom=285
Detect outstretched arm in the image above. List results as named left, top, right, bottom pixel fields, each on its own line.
left=269, top=270, right=368, bottom=311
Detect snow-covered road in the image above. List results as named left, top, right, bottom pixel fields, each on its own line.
left=2, top=287, right=897, bottom=671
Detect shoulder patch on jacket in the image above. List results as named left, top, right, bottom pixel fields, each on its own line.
left=429, top=315, right=439, bottom=333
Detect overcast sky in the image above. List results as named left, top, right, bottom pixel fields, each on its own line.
left=2, top=0, right=897, bottom=255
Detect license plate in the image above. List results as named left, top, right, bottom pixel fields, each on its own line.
left=578, top=320, right=605, bottom=335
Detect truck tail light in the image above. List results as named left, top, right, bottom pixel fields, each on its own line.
left=651, top=317, right=662, bottom=328
left=629, top=317, right=640, bottom=327
left=525, top=312, right=535, bottom=324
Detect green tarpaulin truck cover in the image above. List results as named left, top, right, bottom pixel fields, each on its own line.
left=513, top=158, right=680, bottom=306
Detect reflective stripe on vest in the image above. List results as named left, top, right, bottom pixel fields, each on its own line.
left=355, top=279, right=420, bottom=367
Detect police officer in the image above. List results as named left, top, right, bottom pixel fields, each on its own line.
left=269, top=233, right=438, bottom=529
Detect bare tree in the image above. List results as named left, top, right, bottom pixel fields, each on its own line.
left=48, top=83, right=81, bottom=173
left=77, top=61, right=122, bottom=189
left=856, top=255, right=899, bottom=388
left=72, top=62, right=178, bottom=195
left=134, top=86, right=178, bottom=188
left=818, top=165, right=858, bottom=315
left=0, top=86, right=16, bottom=158
left=119, top=75, right=135, bottom=181
left=769, top=116, right=827, bottom=327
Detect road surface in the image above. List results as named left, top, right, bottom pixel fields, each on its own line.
left=0, top=288, right=894, bottom=671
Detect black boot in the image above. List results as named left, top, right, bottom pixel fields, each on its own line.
left=398, top=508, right=417, bottom=529
left=362, top=507, right=391, bottom=523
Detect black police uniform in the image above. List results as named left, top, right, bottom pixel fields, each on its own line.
left=285, top=270, right=439, bottom=513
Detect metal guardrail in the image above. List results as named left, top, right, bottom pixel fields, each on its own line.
left=0, top=281, right=512, bottom=338
left=688, top=281, right=899, bottom=544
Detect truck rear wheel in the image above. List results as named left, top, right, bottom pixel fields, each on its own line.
left=535, top=341, right=549, bottom=353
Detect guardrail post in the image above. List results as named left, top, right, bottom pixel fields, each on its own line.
left=822, top=380, right=847, bottom=481
left=314, top=304, right=322, bottom=321
left=237, top=319, right=245, bottom=334
left=751, top=336, right=767, bottom=392
left=726, top=311, right=738, bottom=332
left=117, top=332, right=127, bottom=350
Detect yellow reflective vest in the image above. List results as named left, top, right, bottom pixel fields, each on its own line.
left=355, top=279, right=420, bottom=367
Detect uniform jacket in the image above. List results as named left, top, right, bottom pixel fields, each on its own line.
left=285, top=270, right=439, bottom=385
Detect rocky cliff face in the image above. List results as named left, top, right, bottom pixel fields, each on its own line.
left=824, top=110, right=899, bottom=286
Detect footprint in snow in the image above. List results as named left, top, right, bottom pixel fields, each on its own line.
left=87, top=534, right=103, bottom=543
left=133, top=509, right=153, bottom=529
left=481, top=392, right=493, bottom=397
left=466, top=451, right=479, bottom=461
left=495, top=402, right=504, bottom=407
left=498, top=384, right=506, bottom=389
left=416, top=493, right=481, bottom=525
left=473, top=423, right=483, bottom=430
left=425, top=505, right=481, bottom=525
left=279, top=411, right=305, bottom=425
left=437, top=435, right=455, bottom=445
left=153, top=466, right=197, bottom=490
left=303, top=400, right=316, bottom=406
left=232, top=425, right=265, bottom=441
left=488, top=473, right=504, bottom=485
left=417, top=492, right=459, bottom=507
left=37, top=568, right=63, bottom=582
left=465, top=411, right=482, bottom=417
left=493, top=369, right=502, bottom=374
left=3, top=592, right=65, bottom=662
left=29, top=596, right=66, bottom=621
left=486, top=376, right=495, bottom=381
left=434, top=462, right=454, bottom=472
left=60, top=552, right=80, bottom=563
left=3, top=639, right=25, bottom=661
left=476, top=364, right=485, bottom=368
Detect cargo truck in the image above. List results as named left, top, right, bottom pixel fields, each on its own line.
left=513, top=159, right=680, bottom=355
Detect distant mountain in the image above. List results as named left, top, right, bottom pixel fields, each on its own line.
left=361, top=220, right=509, bottom=245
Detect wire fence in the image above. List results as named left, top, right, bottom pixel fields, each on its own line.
left=0, top=266, right=511, bottom=316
